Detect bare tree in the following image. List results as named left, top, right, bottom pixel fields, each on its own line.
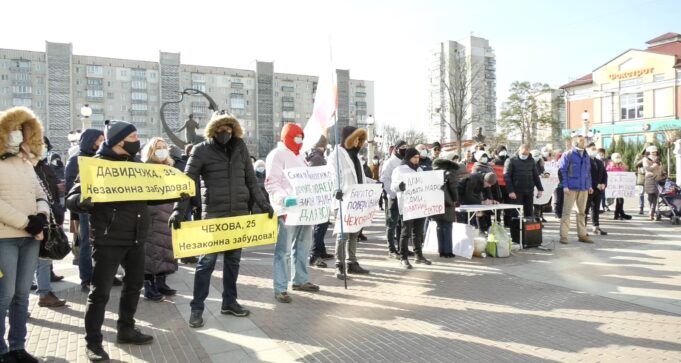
left=401, top=129, right=427, bottom=146
left=377, top=122, right=401, bottom=149
left=437, top=49, right=485, bottom=157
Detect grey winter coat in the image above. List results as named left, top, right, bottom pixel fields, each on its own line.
left=145, top=199, right=177, bottom=275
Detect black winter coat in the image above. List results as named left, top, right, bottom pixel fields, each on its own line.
left=306, top=148, right=326, bottom=167
left=66, top=145, right=151, bottom=247
left=503, top=155, right=543, bottom=194
left=590, top=157, right=608, bottom=188
left=145, top=197, right=177, bottom=275
left=181, top=137, right=268, bottom=219
left=432, top=159, right=460, bottom=222
left=458, top=173, right=489, bottom=205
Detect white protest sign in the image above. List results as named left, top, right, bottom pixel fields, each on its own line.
left=543, top=160, right=560, bottom=185
left=399, top=170, right=445, bottom=221
left=605, top=172, right=637, bottom=198
left=284, top=166, right=335, bottom=225
left=534, top=177, right=557, bottom=205
left=333, top=184, right=383, bottom=234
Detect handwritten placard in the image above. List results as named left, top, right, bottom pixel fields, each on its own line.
left=284, top=166, right=335, bottom=225
left=399, top=170, right=445, bottom=221
left=605, top=172, right=637, bottom=198
left=333, top=184, right=383, bottom=234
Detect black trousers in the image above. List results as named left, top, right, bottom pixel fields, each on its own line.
left=386, top=198, right=402, bottom=252
left=400, top=218, right=425, bottom=259
left=85, top=243, right=145, bottom=346
left=586, top=188, right=602, bottom=227
left=553, top=187, right=564, bottom=218
left=512, top=191, right=535, bottom=217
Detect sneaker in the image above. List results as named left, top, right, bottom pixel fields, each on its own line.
left=623, top=214, right=632, bottom=220
left=116, top=327, right=153, bottom=345
left=414, top=255, right=432, bottom=265
left=320, top=253, right=335, bottom=260
left=189, top=310, right=204, bottom=328
left=578, top=235, right=594, bottom=243
left=38, top=291, right=66, bottom=308
left=112, top=277, right=123, bottom=286
left=275, top=292, right=292, bottom=303
left=592, top=227, right=607, bottom=235
left=400, top=259, right=412, bottom=269
left=221, top=302, right=250, bottom=317
left=407, top=250, right=415, bottom=257
left=10, top=350, right=38, bottom=363
left=347, top=262, right=370, bottom=275
left=388, top=251, right=398, bottom=259
left=85, top=345, right=110, bottom=362
left=292, top=282, right=320, bottom=292
left=357, top=233, right=368, bottom=241
left=309, top=256, right=327, bottom=268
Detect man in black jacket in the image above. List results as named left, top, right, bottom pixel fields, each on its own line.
left=66, top=122, right=158, bottom=362
left=585, top=143, right=608, bottom=235
left=168, top=113, right=274, bottom=329
left=457, top=172, right=498, bottom=232
left=503, top=144, right=544, bottom=217
left=306, top=136, right=333, bottom=268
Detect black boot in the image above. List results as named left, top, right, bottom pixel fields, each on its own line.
left=347, top=262, right=370, bottom=275
left=117, top=326, right=153, bottom=345
left=335, top=262, right=346, bottom=280
left=415, top=253, right=432, bottom=265
left=155, top=275, right=176, bottom=296
left=143, top=279, right=164, bottom=301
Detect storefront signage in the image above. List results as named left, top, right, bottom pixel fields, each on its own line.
left=608, top=67, right=654, bottom=81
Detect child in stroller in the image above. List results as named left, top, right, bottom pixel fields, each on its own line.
left=657, top=179, right=681, bottom=224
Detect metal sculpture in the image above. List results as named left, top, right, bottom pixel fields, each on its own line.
left=160, top=88, right=224, bottom=148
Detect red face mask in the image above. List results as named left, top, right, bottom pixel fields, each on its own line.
left=281, top=123, right=304, bottom=155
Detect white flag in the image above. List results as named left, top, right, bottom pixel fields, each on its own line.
left=302, top=56, right=337, bottom=153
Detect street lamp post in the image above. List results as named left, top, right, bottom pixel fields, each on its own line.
left=366, top=115, right=375, bottom=163
left=81, top=104, right=93, bottom=129
left=581, top=110, right=589, bottom=140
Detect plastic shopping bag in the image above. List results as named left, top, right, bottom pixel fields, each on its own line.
left=486, top=222, right=511, bottom=257
left=452, top=223, right=476, bottom=259
left=422, top=220, right=439, bottom=253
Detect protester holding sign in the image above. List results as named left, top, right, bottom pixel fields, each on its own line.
left=328, top=126, right=371, bottom=279
left=391, top=148, right=432, bottom=269
left=169, top=114, right=273, bottom=328
left=606, top=153, right=633, bottom=220
left=140, top=138, right=178, bottom=302
left=265, top=123, right=321, bottom=304
left=0, top=107, right=50, bottom=363
left=380, top=140, right=408, bottom=258
left=66, top=121, right=165, bottom=361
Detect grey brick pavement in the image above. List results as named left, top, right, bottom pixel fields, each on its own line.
left=25, top=204, right=681, bottom=362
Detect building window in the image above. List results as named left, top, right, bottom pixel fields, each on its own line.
left=86, top=89, right=104, bottom=99
left=1, top=75, right=7, bottom=80
left=131, top=92, right=148, bottom=101
left=107, top=92, right=114, bottom=99
left=230, top=93, right=245, bottom=109
left=355, top=92, right=366, bottom=97
left=132, top=80, right=147, bottom=89
left=131, top=103, right=148, bottom=111
left=231, top=82, right=244, bottom=89
left=622, top=134, right=645, bottom=144
left=12, top=85, right=32, bottom=94
left=620, top=78, right=642, bottom=88
left=282, top=85, right=295, bottom=92
left=620, top=92, right=643, bottom=120
left=653, top=74, right=665, bottom=82
left=282, top=96, right=294, bottom=111
left=282, top=110, right=295, bottom=120
left=86, top=65, right=103, bottom=76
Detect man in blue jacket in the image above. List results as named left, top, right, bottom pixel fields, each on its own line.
left=558, top=136, right=593, bottom=244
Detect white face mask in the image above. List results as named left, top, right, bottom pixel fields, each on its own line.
left=419, top=150, right=428, bottom=158
left=294, top=136, right=304, bottom=145
left=480, top=157, right=489, bottom=164
left=596, top=154, right=604, bottom=160
left=533, top=156, right=541, bottom=161
left=519, top=154, right=529, bottom=160
left=498, top=151, right=507, bottom=157
left=256, top=166, right=265, bottom=173
left=8, top=130, right=23, bottom=147
left=154, top=149, right=169, bottom=161
left=542, top=152, right=549, bottom=158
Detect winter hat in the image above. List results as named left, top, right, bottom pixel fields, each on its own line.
left=404, top=147, right=419, bottom=161
left=281, top=122, right=304, bottom=155
left=394, top=140, right=407, bottom=149
left=483, top=172, right=497, bottom=185
left=646, top=145, right=658, bottom=153
left=105, top=121, right=137, bottom=147
left=611, top=152, right=622, bottom=162
left=432, top=141, right=441, bottom=149
left=254, top=159, right=266, bottom=170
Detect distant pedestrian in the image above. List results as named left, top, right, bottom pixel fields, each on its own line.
left=642, top=146, right=664, bottom=221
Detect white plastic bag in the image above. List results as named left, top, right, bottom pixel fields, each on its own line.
left=486, top=222, right=511, bottom=257
left=453, top=223, right=476, bottom=259
left=422, top=220, right=439, bottom=253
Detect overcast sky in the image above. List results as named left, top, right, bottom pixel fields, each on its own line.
left=3, top=0, right=680, bottom=131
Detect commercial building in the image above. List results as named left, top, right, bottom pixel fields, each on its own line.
left=561, top=32, right=681, bottom=148
left=428, top=36, right=497, bottom=143
left=0, top=42, right=374, bottom=157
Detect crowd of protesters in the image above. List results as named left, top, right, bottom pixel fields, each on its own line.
left=0, top=104, right=669, bottom=363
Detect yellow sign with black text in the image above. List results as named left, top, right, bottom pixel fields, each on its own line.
left=79, top=157, right=196, bottom=203
left=171, top=213, right=278, bottom=258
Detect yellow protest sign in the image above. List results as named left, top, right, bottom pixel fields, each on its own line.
left=171, top=213, right=278, bottom=258
left=79, top=157, right=195, bottom=203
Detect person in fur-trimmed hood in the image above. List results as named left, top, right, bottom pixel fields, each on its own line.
left=170, top=113, right=274, bottom=329
left=0, top=106, right=51, bottom=363
left=328, top=126, right=371, bottom=279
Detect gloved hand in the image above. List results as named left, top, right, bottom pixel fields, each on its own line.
left=398, top=182, right=406, bottom=192
left=264, top=204, right=275, bottom=219
left=78, top=197, right=94, bottom=210
left=284, top=197, right=298, bottom=207
left=168, top=210, right=184, bottom=230
left=335, top=190, right=344, bottom=201
left=25, top=214, right=47, bottom=235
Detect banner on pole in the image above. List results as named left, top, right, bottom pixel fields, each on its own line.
left=284, top=166, right=335, bottom=225
left=605, top=172, right=637, bottom=198
left=398, top=170, right=445, bottom=221
left=79, top=157, right=195, bottom=203
left=171, top=213, right=277, bottom=258
left=333, top=184, right=383, bottom=234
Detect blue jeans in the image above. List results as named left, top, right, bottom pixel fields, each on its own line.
left=273, top=218, right=312, bottom=294
left=436, top=221, right=453, bottom=255
left=78, top=213, right=93, bottom=285
left=0, top=237, right=40, bottom=353
left=189, top=249, right=242, bottom=312
left=35, top=259, right=52, bottom=297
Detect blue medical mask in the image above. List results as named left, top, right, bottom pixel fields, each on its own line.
left=519, top=154, right=529, bottom=160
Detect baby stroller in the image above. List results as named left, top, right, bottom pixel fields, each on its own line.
left=657, top=180, right=681, bottom=225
